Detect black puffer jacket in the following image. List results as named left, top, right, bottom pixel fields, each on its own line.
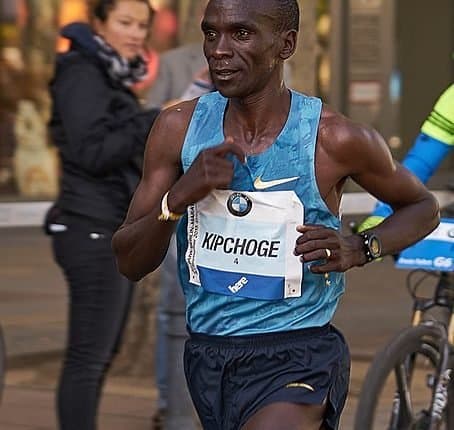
left=49, top=23, right=159, bottom=230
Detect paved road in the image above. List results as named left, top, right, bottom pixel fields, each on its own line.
left=1, top=361, right=157, bottom=430
left=0, top=225, right=420, bottom=428
left=0, top=356, right=368, bottom=429
left=0, top=225, right=414, bottom=360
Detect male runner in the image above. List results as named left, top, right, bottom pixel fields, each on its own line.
left=112, top=1, right=439, bottom=429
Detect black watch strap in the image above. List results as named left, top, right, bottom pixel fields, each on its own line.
left=358, top=230, right=382, bottom=262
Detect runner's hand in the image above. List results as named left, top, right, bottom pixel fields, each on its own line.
left=168, top=137, right=245, bottom=213
left=294, top=224, right=365, bottom=273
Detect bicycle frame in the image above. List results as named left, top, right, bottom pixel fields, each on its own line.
left=402, top=271, right=454, bottom=429
left=354, top=214, right=454, bottom=430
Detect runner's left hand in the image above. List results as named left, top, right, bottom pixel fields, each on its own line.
left=294, top=224, right=365, bottom=273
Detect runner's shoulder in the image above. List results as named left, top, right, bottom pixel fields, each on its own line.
left=319, top=104, right=387, bottom=162
left=145, top=99, right=199, bottom=159
left=154, top=98, right=199, bottom=137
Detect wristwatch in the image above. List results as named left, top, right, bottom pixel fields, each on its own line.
left=358, top=231, right=382, bottom=262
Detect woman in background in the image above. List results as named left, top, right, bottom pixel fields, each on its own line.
left=46, top=1, right=159, bottom=428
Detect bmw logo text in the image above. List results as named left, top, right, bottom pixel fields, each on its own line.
left=227, top=193, right=252, bottom=217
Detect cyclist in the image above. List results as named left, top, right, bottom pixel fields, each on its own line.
left=359, top=83, right=453, bottom=231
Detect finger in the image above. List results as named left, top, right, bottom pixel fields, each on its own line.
left=213, top=138, right=246, bottom=164
left=295, top=229, right=336, bottom=249
left=308, top=261, right=338, bottom=274
left=294, top=237, right=329, bottom=255
left=212, top=164, right=236, bottom=187
left=296, top=248, right=332, bottom=262
left=296, top=224, right=326, bottom=234
left=295, top=230, right=331, bottom=246
left=225, top=136, right=246, bottom=164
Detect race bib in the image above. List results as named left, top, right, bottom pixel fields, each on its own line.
left=185, top=189, right=304, bottom=300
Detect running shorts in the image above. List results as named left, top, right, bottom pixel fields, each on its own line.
left=184, top=324, right=350, bottom=430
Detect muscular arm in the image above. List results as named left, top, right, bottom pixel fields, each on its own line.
left=295, top=108, right=440, bottom=273
left=369, top=134, right=451, bottom=219
left=111, top=102, right=193, bottom=281
left=112, top=100, right=245, bottom=281
left=346, top=124, right=439, bottom=257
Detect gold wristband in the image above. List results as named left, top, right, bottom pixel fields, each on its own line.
left=158, top=191, right=183, bottom=222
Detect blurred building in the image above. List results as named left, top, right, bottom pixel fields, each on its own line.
left=0, top=0, right=452, bottom=201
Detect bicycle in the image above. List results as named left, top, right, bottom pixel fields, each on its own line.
left=353, top=217, right=454, bottom=430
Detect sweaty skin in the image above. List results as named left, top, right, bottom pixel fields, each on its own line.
left=112, top=99, right=438, bottom=279
left=112, top=0, right=439, bottom=428
left=113, top=0, right=438, bottom=280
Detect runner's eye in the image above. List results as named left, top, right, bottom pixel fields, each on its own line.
left=236, top=29, right=251, bottom=40
left=204, top=30, right=217, bottom=41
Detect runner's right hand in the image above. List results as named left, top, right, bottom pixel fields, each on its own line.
left=168, top=137, right=245, bottom=213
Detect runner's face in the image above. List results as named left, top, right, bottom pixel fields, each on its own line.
left=202, top=0, right=282, bottom=98
left=94, top=0, right=150, bottom=60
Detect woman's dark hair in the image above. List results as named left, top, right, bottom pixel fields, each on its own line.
left=91, top=0, right=154, bottom=24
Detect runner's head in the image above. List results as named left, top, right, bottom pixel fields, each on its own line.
left=202, top=0, right=299, bottom=98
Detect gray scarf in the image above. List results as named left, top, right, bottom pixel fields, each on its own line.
left=94, top=35, right=147, bottom=88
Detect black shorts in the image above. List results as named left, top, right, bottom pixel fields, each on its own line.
left=184, top=324, right=350, bottom=430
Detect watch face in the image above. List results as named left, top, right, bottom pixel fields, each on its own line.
left=369, top=236, right=381, bottom=257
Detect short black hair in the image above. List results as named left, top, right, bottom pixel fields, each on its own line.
left=271, top=0, right=300, bottom=32
left=205, top=0, right=299, bottom=33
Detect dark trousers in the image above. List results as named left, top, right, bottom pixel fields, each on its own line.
left=51, top=222, right=133, bottom=430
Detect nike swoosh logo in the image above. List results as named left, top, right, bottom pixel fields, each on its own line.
left=253, top=176, right=299, bottom=190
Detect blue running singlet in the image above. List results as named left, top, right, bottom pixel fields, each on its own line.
left=176, top=90, right=345, bottom=335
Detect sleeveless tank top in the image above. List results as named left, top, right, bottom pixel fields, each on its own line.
left=176, top=90, right=345, bottom=335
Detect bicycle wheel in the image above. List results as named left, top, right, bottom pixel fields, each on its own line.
left=0, top=325, right=5, bottom=404
left=354, top=324, right=453, bottom=430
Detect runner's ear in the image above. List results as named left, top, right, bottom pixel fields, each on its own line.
left=279, top=29, right=297, bottom=60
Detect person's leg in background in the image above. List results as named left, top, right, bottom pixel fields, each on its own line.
left=154, top=266, right=170, bottom=417
left=153, top=234, right=197, bottom=429
left=153, top=235, right=177, bottom=427
left=52, top=227, right=133, bottom=430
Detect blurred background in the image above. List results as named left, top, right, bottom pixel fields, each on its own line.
left=0, top=1, right=452, bottom=428
left=0, top=0, right=452, bottom=200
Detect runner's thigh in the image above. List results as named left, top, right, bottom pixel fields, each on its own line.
left=241, top=401, right=325, bottom=430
